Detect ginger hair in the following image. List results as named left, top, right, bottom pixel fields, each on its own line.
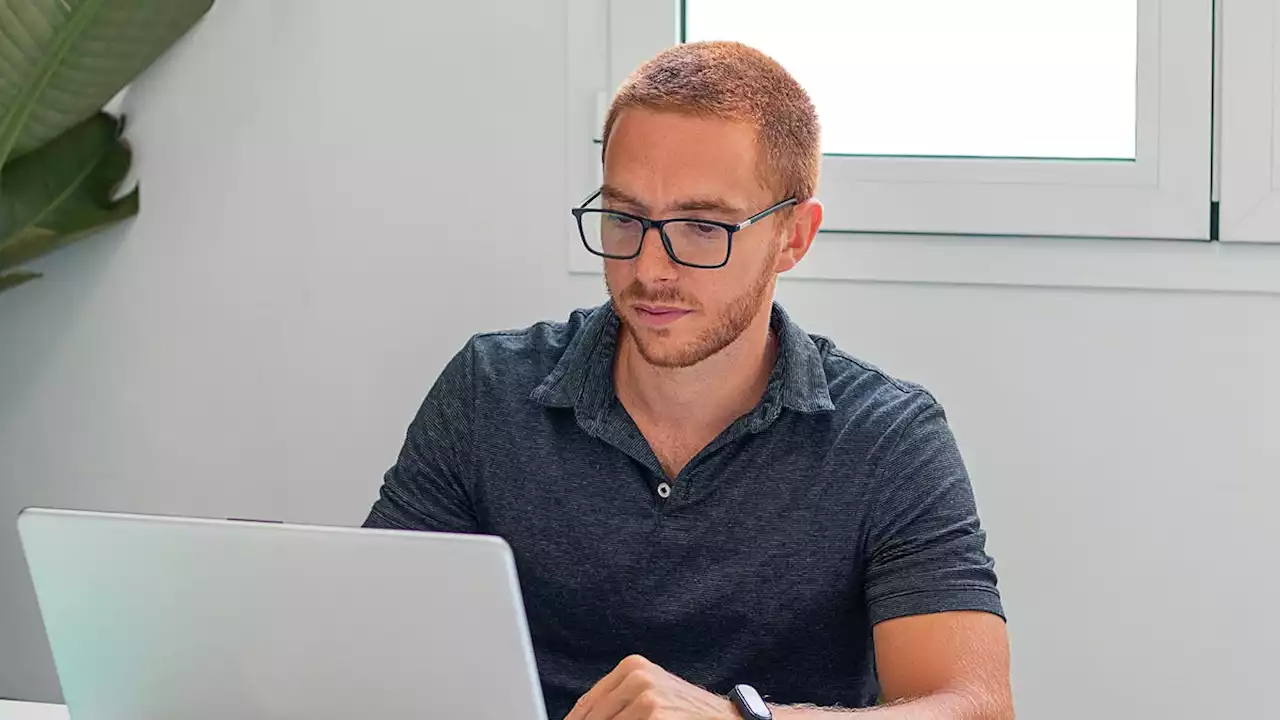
left=602, top=41, right=821, bottom=202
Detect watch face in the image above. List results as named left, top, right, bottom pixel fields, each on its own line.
left=732, top=684, right=771, bottom=720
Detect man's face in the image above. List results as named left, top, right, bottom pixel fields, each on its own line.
left=601, top=109, right=787, bottom=369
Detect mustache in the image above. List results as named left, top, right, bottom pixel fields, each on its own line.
left=619, top=282, right=699, bottom=309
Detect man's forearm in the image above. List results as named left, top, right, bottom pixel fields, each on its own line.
left=773, top=689, right=1012, bottom=720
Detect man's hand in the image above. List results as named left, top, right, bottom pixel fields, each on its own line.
left=565, top=655, right=739, bottom=720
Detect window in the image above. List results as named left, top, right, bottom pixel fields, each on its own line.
left=685, top=0, right=1139, bottom=161
left=602, top=0, right=1210, bottom=240
left=565, top=0, right=1280, bottom=292
left=1219, top=0, right=1280, bottom=243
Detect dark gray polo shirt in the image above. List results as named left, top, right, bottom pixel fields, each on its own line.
left=364, top=302, right=1002, bottom=719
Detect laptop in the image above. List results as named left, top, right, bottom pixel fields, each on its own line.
left=17, top=507, right=548, bottom=720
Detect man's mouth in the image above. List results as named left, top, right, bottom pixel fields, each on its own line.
left=632, top=303, right=692, bottom=327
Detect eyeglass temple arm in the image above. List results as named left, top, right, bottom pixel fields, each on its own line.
left=579, top=188, right=603, bottom=207
left=736, top=197, right=799, bottom=230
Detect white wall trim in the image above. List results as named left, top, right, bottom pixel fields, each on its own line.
left=569, top=231, right=1280, bottom=295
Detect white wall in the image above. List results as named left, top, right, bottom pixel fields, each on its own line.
left=1, top=1, right=1277, bottom=716
left=0, top=0, right=586, bottom=701
left=777, top=282, right=1280, bottom=718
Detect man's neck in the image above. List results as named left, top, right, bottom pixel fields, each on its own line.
left=613, top=304, right=778, bottom=434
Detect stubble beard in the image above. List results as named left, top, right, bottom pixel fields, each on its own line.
left=607, top=252, right=777, bottom=370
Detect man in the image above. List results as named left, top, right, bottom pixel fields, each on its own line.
left=366, top=41, right=1011, bottom=720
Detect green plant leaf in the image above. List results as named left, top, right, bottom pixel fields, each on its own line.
left=0, top=0, right=214, bottom=168
left=0, top=111, right=138, bottom=276
left=0, top=270, right=41, bottom=294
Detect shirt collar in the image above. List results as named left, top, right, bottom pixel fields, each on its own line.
left=530, top=302, right=835, bottom=416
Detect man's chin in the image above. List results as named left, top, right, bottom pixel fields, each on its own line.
left=627, top=328, right=710, bottom=369
left=636, top=348, right=700, bottom=370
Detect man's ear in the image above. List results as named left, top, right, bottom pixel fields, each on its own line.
left=774, top=199, right=823, bottom=274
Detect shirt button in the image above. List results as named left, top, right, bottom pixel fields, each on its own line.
left=656, top=482, right=672, bottom=499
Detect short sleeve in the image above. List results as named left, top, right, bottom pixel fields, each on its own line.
left=363, top=341, right=480, bottom=534
left=864, top=399, right=1004, bottom=625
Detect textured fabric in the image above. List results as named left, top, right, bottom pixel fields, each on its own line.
left=365, top=302, right=1002, bottom=719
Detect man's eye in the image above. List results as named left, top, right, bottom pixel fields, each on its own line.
left=605, top=214, right=639, bottom=228
left=688, top=222, right=721, bottom=237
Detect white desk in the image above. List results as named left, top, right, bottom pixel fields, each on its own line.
left=0, top=701, right=67, bottom=720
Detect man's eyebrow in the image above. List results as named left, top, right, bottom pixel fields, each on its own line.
left=669, top=197, right=747, bottom=216
left=600, top=184, right=747, bottom=217
left=600, top=184, right=648, bottom=211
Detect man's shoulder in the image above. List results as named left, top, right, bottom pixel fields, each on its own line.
left=809, top=333, right=941, bottom=423
left=468, top=308, right=591, bottom=356
left=460, top=306, right=602, bottom=390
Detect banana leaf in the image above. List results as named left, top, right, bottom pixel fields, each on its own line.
left=0, top=111, right=138, bottom=293
left=0, top=0, right=213, bottom=295
left=0, top=270, right=39, bottom=292
left=0, top=0, right=215, bottom=168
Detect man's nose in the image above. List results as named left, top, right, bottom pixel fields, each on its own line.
left=633, top=226, right=679, bottom=284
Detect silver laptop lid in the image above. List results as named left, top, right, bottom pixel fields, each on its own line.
left=18, top=508, right=547, bottom=720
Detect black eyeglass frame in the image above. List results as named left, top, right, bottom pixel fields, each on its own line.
left=571, top=189, right=799, bottom=269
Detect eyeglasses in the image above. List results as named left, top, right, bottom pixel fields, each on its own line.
left=571, top=189, right=798, bottom=269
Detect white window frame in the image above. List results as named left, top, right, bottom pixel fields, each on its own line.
left=565, top=0, right=1280, bottom=294
left=1219, top=0, right=1280, bottom=242
left=610, top=0, right=1212, bottom=240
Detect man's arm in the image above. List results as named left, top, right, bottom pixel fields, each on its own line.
left=363, top=341, right=480, bottom=533
left=564, top=623, right=1012, bottom=720
left=787, top=395, right=1011, bottom=718
left=774, top=611, right=1012, bottom=719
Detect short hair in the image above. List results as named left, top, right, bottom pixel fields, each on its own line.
left=602, top=41, right=821, bottom=203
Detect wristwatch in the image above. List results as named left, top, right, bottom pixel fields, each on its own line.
left=728, top=684, right=772, bottom=720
